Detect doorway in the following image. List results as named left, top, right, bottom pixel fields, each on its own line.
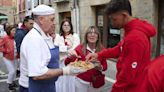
left=59, top=12, right=71, bottom=24
left=95, top=5, right=121, bottom=48
left=157, top=0, right=164, bottom=56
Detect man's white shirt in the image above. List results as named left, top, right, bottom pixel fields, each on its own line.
left=19, top=22, right=54, bottom=88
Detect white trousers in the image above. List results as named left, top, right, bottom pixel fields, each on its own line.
left=75, top=77, right=101, bottom=92
left=3, top=57, right=16, bottom=84
left=56, top=60, right=76, bottom=92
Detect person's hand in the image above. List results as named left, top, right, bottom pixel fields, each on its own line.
left=67, top=50, right=81, bottom=58
left=62, top=65, right=84, bottom=75
left=67, top=45, right=72, bottom=49
left=65, top=38, right=73, bottom=49
left=90, top=60, right=103, bottom=71
left=85, top=53, right=98, bottom=62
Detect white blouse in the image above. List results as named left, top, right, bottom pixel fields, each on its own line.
left=54, top=33, right=80, bottom=60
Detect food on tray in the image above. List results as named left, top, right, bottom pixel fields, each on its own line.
left=69, top=60, right=94, bottom=70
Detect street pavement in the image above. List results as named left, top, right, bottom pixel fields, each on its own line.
left=0, top=76, right=19, bottom=92
left=0, top=51, right=117, bottom=92
left=101, top=60, right=116, bottom=92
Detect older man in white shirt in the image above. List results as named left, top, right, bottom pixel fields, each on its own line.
left=19, top=4, right=83, bottom=92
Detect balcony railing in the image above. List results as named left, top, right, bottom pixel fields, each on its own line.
left=53, top=0, right=69, bottom=3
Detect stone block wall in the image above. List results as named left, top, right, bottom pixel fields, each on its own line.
left=131, top=0, right=158, bottom=57
left=53, top=0, right=158, bottom=55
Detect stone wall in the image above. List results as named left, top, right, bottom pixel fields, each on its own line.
left=53, top=0, right=158, bottom=55
left=78, top=0, right=111, bottom=42
left=0, top=6, right=15, bottom=24
left=53, top=1, right=72, bottom=33
left=0, top=0, right=12, bottom=6
left=131, top=0, right=158, bottom=57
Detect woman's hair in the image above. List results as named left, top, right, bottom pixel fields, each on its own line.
left=59, top=19, right=73, bottom=36
left=82, top=26, right=103, bottom=55
left=6, top=25, right=17, bottom=35
left=3, top=22, right=10, bottom=31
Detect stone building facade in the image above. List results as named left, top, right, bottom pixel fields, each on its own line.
left=0, top=0, right=17, bottom=24
left=0, top=0, right=162, bottom=56
left=52, top=0, right=164, bottom=57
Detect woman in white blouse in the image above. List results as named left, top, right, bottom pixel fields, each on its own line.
left=55, top=19, right=80, bottom=92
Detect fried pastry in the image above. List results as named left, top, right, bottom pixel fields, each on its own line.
left=69, top=60, right=94, bottom=70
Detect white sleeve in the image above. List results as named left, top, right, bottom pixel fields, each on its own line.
left=26, top=37, right=49, bottom=77
left=59, top=46, right=68, bottom=52
left=55, top=34, right=68, bottom=52
left=70, top=33, right=80, bottom=50
left=54, top=34, right=60, bottom=46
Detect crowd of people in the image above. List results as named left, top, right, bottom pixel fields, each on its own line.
left=0, top=0, right=163, bottom=92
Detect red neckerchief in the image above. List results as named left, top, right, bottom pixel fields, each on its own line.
left=63, top=33, right=70, bottom=46
left=20, top=25, right=29, bottom=31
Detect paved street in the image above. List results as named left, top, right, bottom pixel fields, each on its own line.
left=0, top=53, right=19, bottom=92
left=0, top=76, right=19, bottom=92
left=101, top=60, right=116, bottom=92
left=0, top=51, right=116, bottom=92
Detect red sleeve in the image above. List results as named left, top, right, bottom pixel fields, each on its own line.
left=64, top=56, right=76, bottom=65
left=97, top=47, right=108, bottom=71
left=3, top=39, right=12, bottom=54
left=97, top=42, right=121, bottom=59
left=112, top=40, right=145, bottom=92
left=0, top=38, right=5, bottom=52
left=64, top=44, right=82, bottom=65
left=98, top=57, right=107, bottom=71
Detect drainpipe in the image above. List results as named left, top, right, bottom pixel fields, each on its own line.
left=76, top=0, right=80, bottom=34
left=72, top=1, right=76, bottom=32
left=73, top=0, right=80, bottom=34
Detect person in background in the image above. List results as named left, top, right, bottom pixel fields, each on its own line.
left=15, top=16, right=34, bottom=57
left=18, top=22, right=23, bottom=29
left=0, top=25, right=18, bottom=90
left=3, top=22, right=10, bottom=32
left=54, top=19, right=80, bottom=60
left=65, top=26, right=107, bottom=92
left=19, top=4, right=84, bottom=92
left=86, top=0, right=156, bottom=92
left=15, top=16, right=34, bottom=78
left=0, top=23, right=6, bottom=75
left=55, top=19, right=80, bottom=92
left=0, top=22, right=9, bottom=38
left=0, top=23, right=6, bottom=38
left=48, top=26, right=57, bottom=43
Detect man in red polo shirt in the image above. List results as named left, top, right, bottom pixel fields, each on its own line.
left=86, top=0, right=156, bottom=92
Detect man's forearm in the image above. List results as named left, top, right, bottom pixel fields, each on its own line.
left=98, top=46, right=120, bottom=59
left=33, top=68, right=63, bottom=80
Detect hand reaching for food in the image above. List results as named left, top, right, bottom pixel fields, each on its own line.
left=85, top=53, right=98, bottom=62
left=67, top=50, right=81, bottom=58
left=90, top=60, right=103, bottom=71
left=65, top=38, right=73, bottom=49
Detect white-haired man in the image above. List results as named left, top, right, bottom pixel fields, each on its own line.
left=19, top=4, right=83, bottom=92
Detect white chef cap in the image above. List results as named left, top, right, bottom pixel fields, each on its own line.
left=32, top=4, right=55, bottom=16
